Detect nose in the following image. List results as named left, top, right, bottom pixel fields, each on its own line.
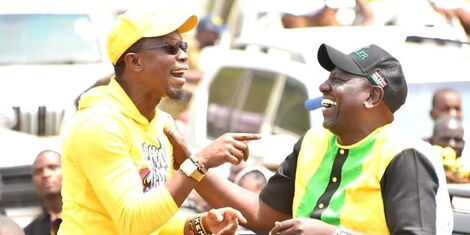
left=449, top=109, right=457, bottom=117
left=41, top=168, right=52, bottom=178
left=319, top=79, right=331, bottom=93
left=449, top=108, right=462, bottom=118
left=176, top=49, right=189, bottom=62
left=449, top=138, right=456, bottom=148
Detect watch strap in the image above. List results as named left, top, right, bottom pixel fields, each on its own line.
left=180, top=158, right=205, bottom=182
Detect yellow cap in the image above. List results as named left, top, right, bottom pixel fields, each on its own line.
left=107, top=1, right=198, bottom=64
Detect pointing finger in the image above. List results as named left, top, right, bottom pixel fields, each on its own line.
left=231, top=133, right=262, bottom=142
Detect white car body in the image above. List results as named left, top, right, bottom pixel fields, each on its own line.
left=0, top=7, right=113, bottom=167
left=0, top=4, right=114, bottom=226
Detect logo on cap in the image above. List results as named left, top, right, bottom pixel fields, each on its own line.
left=354, top=50, right=368, bottom=60
left=370, top=71, right=387, bottom=88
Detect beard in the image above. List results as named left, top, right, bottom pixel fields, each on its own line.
left=168, top=89, right=185, bottom=100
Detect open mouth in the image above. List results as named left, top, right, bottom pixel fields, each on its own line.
left=321, top=98, right=337, bottom=108
left=171, top=69, right=187, bottom=78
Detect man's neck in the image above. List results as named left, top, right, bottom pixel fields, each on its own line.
left=116, top=75, right=161, bottom=122
left=43, top=194, right=62, bottom=215
left=337, top=123, right=390, bottom=145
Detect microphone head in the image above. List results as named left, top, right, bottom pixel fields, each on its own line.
left=304, top=96, right=322, bottom=111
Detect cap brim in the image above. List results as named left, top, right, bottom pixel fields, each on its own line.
left=142, top=14, right=198, bottom=38
left=177, top=15, right=198, bottom=33
left=317, top=43, right=364, bottom=76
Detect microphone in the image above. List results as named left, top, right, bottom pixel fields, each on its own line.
left=304, top=96, right=322, bottom=111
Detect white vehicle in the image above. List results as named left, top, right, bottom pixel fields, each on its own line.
left=185, top=42, right=325, bottom=172
left=0, top=5, right=113, bottom=226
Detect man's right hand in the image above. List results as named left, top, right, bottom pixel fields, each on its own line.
left=164, top=128, right=261, bottom=169
left=196, top=133, right=261, bottom=168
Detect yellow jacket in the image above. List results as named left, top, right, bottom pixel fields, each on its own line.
left=59, top=77, right=186, bottom=235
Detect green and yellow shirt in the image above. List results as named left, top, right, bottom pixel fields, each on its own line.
left=260, top=124, right=453, bottom=234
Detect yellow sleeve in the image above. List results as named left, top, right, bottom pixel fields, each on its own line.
left=154, top=211, right=190, bottom=235
left=70, top=114, right=179, bottom=235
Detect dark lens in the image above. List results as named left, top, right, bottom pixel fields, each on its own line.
left=179, top=42, right=188, bottom=53
left=164, top=41, right=188, bottom=55
left=165, top=42, right=180, bottom=55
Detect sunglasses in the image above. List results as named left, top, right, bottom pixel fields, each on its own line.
left=134, top=41, right=188, bottom=55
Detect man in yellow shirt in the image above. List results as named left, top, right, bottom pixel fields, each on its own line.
left=59, top=1, right=260, bottom=234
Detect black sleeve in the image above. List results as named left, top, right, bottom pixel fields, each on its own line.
left=259, top=136, right=304, bottom=215
left=381, top=148, right=439, bottom=235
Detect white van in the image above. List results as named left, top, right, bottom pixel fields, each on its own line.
left=0, top=5, right=113, bottom=226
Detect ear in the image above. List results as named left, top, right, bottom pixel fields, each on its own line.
left=430, top=109, right=437, bottom=120
left=364, top=86, right=384, bottom=109
left=124, top=53, right=143, bottom=72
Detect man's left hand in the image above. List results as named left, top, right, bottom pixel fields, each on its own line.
left=203, top=207, right=247, bottom=235
left=269, top=218, right=337, bottom=235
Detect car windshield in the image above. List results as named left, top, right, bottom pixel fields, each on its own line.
left=0, top=14, right=102, bottom=64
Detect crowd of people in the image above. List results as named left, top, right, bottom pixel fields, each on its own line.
left=0, top=0, right=469, bottom=234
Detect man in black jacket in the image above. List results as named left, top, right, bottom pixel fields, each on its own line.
left=24, top=150, right=62, bottom=235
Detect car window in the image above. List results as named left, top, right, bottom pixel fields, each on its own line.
left=207, top=67, right=277, bottom=138
left=207, top=67, right=245, bottom=138
left=273, top=76, right=310, bottom=136
left=0, top=14, right=102, bottom=64
left=233, top=69, right=275, bottom=132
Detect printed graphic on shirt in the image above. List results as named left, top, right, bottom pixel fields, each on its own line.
left=139, top=167, right=151, bottom=192
left=141, top=141, right=169, bottom=191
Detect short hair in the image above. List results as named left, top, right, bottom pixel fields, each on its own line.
left=33, top=150, right=61, bottom=167
left=432, top=88, right=460, bottom=107
left=113, top=38, right=147, bottom=77
left=238, top=170, right=267, bottom=186
left=35, top=149, right=60, bottom=159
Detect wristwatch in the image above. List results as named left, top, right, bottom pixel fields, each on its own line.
left=179, top=158, right=205, bottom=182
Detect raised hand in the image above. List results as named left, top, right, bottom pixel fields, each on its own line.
left=164, top=127, right=191, bottom=169
left=196, top=133, right=261, bottom=168
left=203, top=207, right=247, bottom=235
left=164, top=128, right=261, bottom=169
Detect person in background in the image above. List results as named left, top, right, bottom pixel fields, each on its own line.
left=424, top=88, right=463, bottom=143
left=0, top=216, right=25, bottom=235
left=24, top=150, right=62, bottom=235
left=430, top=88, right=463, bottom=121
left=430, top=115, right=469, bottom=183
left=432, top=115, right=466, bottom=157
left=280, top=0, right=374, bottom=28
left=234, top=165, right=273, bottom=194
left=59, top=2, right=259, bottom=234
left=167, top=43, right=454, bottom=234
left=430, top=0, right=470, bottom=35
left=195, top=15, right=226, bottom=50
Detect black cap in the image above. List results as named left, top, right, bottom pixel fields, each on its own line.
left=317, top=43, right=407, bottom=113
